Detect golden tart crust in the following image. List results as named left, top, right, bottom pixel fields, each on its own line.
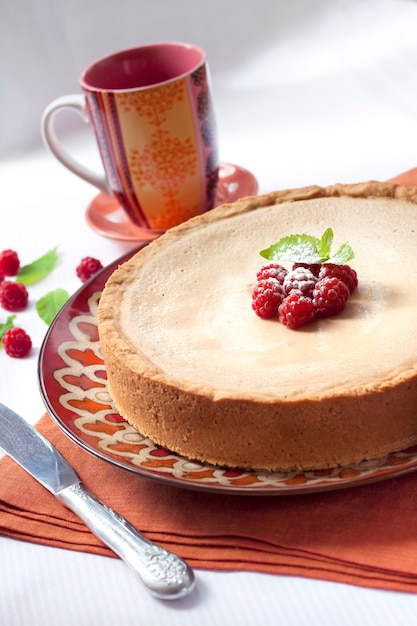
left=97, top=181, right=417, bottom=471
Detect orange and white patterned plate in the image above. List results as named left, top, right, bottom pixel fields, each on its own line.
left=39, top=249, right=417, bottom=495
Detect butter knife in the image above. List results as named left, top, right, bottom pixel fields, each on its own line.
left=0, top=402, right=195, bottom=600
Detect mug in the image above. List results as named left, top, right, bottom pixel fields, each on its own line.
left=41, top=42, right=219, bottom=231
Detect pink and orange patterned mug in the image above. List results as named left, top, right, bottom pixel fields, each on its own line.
left=41, top=42, right=219, bottom=231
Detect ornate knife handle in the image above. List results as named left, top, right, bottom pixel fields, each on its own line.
left=57, top=482, right=195, bottom=600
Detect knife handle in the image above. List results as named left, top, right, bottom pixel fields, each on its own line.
left=56, top=482, right=195, bottom=600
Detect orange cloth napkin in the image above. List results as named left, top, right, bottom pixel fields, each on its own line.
left=2, top=412, right=417, bottom=593
left=2, top=169, right=417, bottom=594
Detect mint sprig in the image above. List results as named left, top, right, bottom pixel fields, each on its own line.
left=36, top=288, right=70, bottom=325
left=260, top=228, right=354, bottom=265
left=0, top=315, right=16, bottom=348
left=16, top=247, right=60, bottom=286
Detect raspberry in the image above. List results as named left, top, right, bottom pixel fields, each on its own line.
left=252, top=278, right=285, bottom=319
left=278, top=292, right=315, bottom=329
left=0, top=249, right=20, bottom=276
left=0, top=280, right=29, bottom=311
left=313, top=276, right=350, bottom=318
left=284, top=267, right=318, bottom=298
left=318, top=263, right=358, bottom=293
left=256, top=263, right=288, bottom=285
left=292, top=262, right=321, bottom=277
left=76, top=257, right=103, bottom=283
left=2, top=327, right=32, bottom=358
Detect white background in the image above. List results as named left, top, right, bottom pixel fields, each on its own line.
left=2, top=0, right=417, bottom=623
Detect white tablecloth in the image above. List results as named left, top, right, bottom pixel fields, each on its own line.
left=2, top=1, right=417, bottom=623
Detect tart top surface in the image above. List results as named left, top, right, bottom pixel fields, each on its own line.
left=98, top=182, right=417, bottom=401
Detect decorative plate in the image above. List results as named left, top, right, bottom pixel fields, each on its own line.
left=39, top=248, right=417, bottom=495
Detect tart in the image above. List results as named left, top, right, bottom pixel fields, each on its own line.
left=97, top=181, right=417, bottom=471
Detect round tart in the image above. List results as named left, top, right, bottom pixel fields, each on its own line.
left=97, top=181, right=417, bottom=471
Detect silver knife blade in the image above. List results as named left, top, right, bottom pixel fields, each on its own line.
left=0, top=402, right=79, bottom=493
left=0, top=402, right=195, bottom=600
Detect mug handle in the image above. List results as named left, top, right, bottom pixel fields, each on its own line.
left=41, top=95, right=108, bottom=194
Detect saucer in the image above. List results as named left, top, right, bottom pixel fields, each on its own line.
left=85, top=162, right=259, bottom=242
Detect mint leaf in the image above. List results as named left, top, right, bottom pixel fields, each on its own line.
left=0, top=315, right=16, bottom=348
left=328, top=243, right=355, bottom=265
left=319, top=228, right=334, bottom=258
left=17, top=247, right=59, bottom=286
left=260, top=228, right=354, bottom=265
left=260, top=233, right=327, bottom=264
left=36, top=288, right=70, bottom=325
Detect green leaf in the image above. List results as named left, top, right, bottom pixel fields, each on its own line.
left=260, top=233, right=327, bottom=264
left=36, top=288, right=70, bottom=325
left=260, top=228, right=354, bottom=265
left=319, top=228, right=334, bottom=258
left=0, top=315, right=16, bottom=348
left=328, top=243, right=355, bottom=265
left=16, top=247, right=59, bottom=286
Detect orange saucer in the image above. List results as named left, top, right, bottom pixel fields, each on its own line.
left=85, top=162, right=258, bottom=242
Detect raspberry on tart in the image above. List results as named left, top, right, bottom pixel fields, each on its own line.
left=252, top=278, right=285, bottom=319
left=312, top=276, right=350, bottom=318
left=318, top=263, right=358, bottom=293
left=279, top=291, right=316, bottom=329
left=292, top=262, right=321, bottom=277
left=256, top=262, right=288, bottom=284
left=283, top=267, right=318, bottom=298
